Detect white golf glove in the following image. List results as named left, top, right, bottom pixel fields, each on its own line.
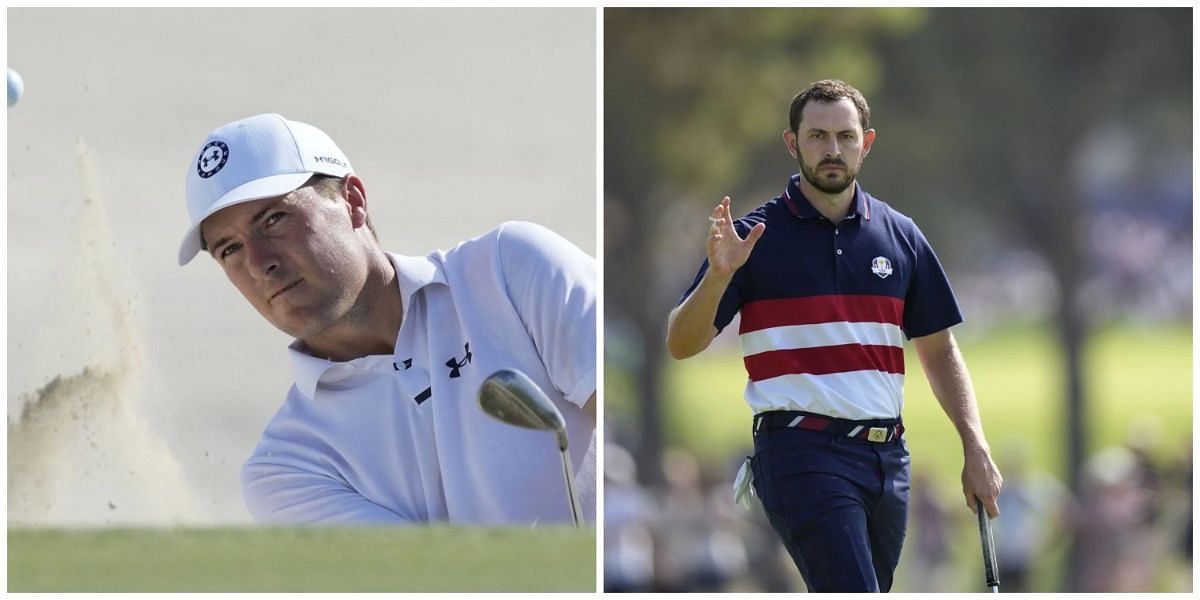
left=732, top=457, right=756, bottom=510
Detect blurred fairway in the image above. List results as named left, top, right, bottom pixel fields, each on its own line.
left=657, top=322, right=1191, bottom=479
left=8, top=526, right=595, bottom=592
left=642, top=322, right=1191, bottom=591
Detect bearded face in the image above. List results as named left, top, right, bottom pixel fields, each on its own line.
left=787, top=98, right=873, bottom=195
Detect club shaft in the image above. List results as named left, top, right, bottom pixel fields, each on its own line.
left=559, top=446, right=583, bottom=527
left=976, top=498, right=1000, bottom=592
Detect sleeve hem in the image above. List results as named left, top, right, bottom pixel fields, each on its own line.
left=904, top=317, right=964, bottom=340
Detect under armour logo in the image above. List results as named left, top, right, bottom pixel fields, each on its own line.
left=197, top=141, right=229, bottom=178
left=393, top=358, right=412, bottom=371
left=445, top=342, right=472, bottom=378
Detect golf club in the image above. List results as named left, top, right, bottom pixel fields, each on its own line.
left=477, top=368, right=583, bottom=527
left=976, top=498, right=1000, bottom=593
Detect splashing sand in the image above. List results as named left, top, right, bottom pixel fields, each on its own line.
left=7, top=137, right=209, bottom=526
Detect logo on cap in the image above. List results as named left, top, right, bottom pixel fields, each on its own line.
left=197, top=141, right=229, bottom=179
left=871, top=256, right=893, bottom=279
left=314, top=155, right=348, bottom=168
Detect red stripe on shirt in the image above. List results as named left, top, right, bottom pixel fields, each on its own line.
left=740, top=295, right=904, bottom=334
left=743, top=343, right=905, bottom=381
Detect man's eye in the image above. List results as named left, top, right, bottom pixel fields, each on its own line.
left=809, top=132, right=823, bottom=139
left=265, top=212, right=286, bottom=227
left=841, top=133, right=855, bottom=140
left=221, top=243, right=241, bottom=259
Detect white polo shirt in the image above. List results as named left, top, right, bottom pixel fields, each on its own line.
left=240, top=221, right=596, bottom=525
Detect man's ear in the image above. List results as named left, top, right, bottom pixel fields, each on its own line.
left=782, top=129, right=800, bottom=159
left=862, top=128, right=877, bottom=157
left=343, top=175, right=369, bottom=228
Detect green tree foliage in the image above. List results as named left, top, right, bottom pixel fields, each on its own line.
left=605, top=8, right=926, bottom=484
left=872, top=9, right=1190, bottom=590
left=606, top=8, right=924, bottom=201
left=606, top=8, right=1190, bottom=589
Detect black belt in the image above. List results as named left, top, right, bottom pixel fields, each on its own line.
left=754, top=410, right=904, bottom=443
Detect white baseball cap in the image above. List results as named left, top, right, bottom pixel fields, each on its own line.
left=179, top=113, right=353, bottom=265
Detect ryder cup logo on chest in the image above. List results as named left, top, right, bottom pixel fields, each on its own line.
left=871, top=256, right=893, bottom=279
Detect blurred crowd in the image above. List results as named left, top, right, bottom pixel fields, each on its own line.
left=604, top=423, right=1192, bottom=593
left=954, top=210, right=1192, bottom=333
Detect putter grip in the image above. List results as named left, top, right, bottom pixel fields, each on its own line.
left=976, top=498, right=1000, bottom=591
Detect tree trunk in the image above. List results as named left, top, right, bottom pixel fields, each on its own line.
left=1033, top=177, right=1089, bottom=591
left=1058, top=246, right=1088, bottom=592
left=635, top=314, right=666, bottom=488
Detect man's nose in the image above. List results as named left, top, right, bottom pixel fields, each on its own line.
left=824, top=139, right=842, bottom=159
left=244, top=237, right=281, bottom=279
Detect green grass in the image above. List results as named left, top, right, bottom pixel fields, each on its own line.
left=661, top=323, right=1192, bottom=480
left=7, top=526, right=596, bottom=592
left=653, top=322, right=1191, bottom=592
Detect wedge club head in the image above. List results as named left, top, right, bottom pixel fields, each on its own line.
left=478, top=368, right=568, bottom=449
left=478, top=368, right=582, bottom=525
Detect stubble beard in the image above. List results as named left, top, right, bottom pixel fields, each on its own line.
left=266, top=262, right=369, bottom=344
left=263, top=287, right=343, bottom=342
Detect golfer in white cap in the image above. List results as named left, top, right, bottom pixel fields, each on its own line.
left=181, top=113, right=596, bottom=524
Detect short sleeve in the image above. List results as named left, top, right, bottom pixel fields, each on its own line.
left=901, top=222, right=964, bottom=339
left=495, top=222, right=596, bottom=407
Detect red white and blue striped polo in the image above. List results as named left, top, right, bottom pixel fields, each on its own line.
left=679, top=175, right=962, bottom=420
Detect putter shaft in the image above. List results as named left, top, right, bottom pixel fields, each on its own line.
left=976, top=498, right=1000, bottom=592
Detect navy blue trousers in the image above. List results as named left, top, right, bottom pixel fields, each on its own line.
left=750, top=420, right=911, bottom=592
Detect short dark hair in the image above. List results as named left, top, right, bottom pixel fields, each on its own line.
left=788, top=79, right=871, bottom=134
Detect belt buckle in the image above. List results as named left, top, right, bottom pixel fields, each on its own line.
left=867, top=427, right=888, bottom=443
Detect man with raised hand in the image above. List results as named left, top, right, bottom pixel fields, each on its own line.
left=666, top=80, right=1001, bottom=592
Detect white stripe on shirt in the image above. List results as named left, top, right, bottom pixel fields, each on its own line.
left=744, top=370, right=905, bottom=419
left=739, top=320, right=905, bottom=357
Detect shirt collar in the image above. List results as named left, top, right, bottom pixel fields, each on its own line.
left=287, top=251, right=449, bottom=399
left=386, top=251, right=448, bottom=317
left=782, top=174, right=871, bottom=221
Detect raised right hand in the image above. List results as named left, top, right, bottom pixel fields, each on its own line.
left=706, top=196, right=766, bottom=278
